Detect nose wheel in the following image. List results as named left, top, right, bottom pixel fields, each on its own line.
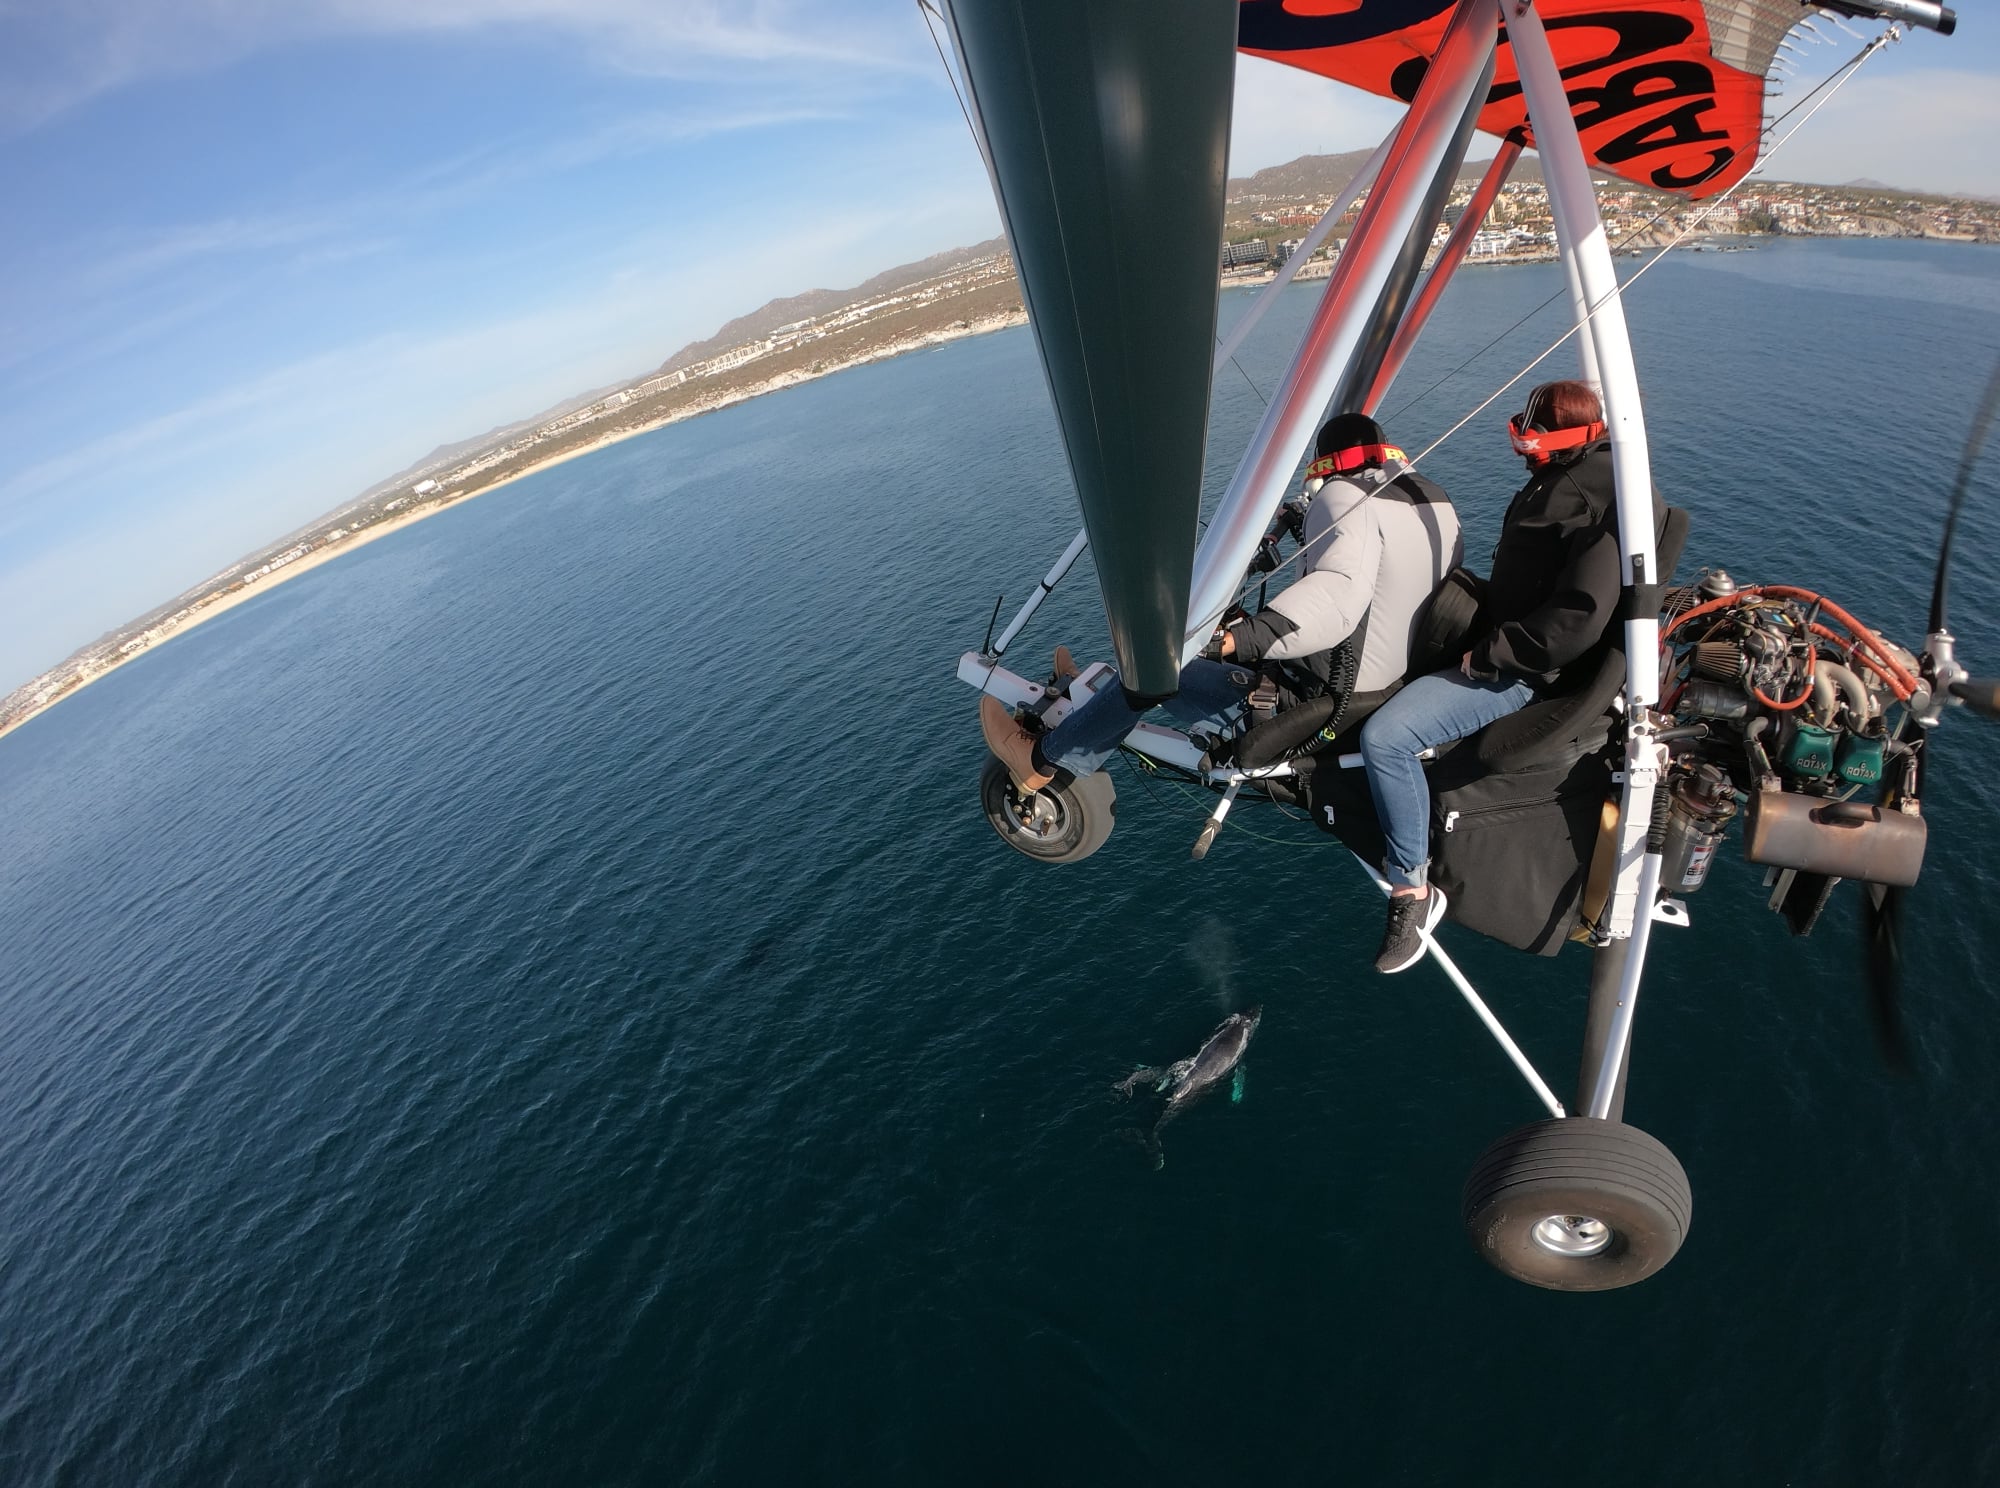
left=978, top=756, right=1117, bottom=863
left=1462, top=1117, right=1692, bottom=1291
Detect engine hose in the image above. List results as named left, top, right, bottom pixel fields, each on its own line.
left=1807, top=623, right=1913, bottom=700
left=1660, top=587, right=1919, bottom=700
left=1755, top=586, right=1922, bottom=696
left=1754, top=682, right=1813, bottom=711
left=1753, top=651, right=1815, bottom=711
left=1647, top=779, right=1672, bottom=854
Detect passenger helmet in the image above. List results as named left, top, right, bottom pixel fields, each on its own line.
left=1305, top=412, right=1407, bottom=487
left=1508, top=380, right=1605, bottom=468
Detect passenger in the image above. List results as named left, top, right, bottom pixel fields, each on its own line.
left=1361, top=379, right=1660, bottom=973
left=980, top=413, right=1462, bottom=790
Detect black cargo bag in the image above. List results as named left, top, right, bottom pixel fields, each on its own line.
left=1307, top=748, right=1614, bottom=957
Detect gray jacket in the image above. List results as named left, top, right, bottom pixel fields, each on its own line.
left=1228, top=461, right=1462, bottom=694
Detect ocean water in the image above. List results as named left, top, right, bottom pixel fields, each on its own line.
left=3, top=236, right=1998, bottom=1485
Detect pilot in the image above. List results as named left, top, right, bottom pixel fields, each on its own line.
left=979, top=413, right=1462, bottom=790
left=1361, top=379, right=1660, bottom=973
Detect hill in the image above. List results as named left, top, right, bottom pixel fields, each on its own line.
left=1225, top=148, right=1607, bottom=202
left=654, top=238, right=1010, bottom=377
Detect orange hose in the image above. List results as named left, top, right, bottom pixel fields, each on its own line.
left=1807, top=622, right=1914, bottom=701
left=1753, top=586, right=1921, bottom=697
left=1660, top=585, right=1919, bottom=701
left=1659, top=591, right=1747, bottom=642
left=1754, top=650, right=1815, bottom=711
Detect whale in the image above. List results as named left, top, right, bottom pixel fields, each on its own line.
left=1115, top=1007, right=1262, bottom=1163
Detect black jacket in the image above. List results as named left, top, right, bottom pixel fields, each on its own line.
left=1470, top=442, right=1662, bottom=688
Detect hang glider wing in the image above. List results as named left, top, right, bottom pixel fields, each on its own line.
left=1239, top=0, right=1820, bottom=198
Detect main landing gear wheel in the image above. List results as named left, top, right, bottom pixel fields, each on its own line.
left=978, top=755, right=1116, bottom=864
left=1461, top=1116, right=1693, bottom=1292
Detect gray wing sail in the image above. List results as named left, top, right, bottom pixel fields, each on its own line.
left=944, top=0, right=1236, bottom=700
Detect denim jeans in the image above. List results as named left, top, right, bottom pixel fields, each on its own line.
left=1039, top=658, right=1262, bottom=778
left=1357, top=668, right=1537, bottom=890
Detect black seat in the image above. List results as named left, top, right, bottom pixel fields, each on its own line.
left=1460, top=504, right=1690, bottom=777
left=1226, top=683, right=1396, bottom=770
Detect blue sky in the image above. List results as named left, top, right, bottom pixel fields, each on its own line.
left=0, top=2, right=1990, bottom=694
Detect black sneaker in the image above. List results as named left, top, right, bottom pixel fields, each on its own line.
left=1375, top=887, right=1448, bottom=974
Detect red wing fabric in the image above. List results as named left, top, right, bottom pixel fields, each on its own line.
left=1238, top=0, right=1801, bottom=197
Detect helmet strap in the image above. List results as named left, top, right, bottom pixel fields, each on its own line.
left=1305, top=443, right=1407, bottom=482
left=1507, top=415, right=1605, bottom=468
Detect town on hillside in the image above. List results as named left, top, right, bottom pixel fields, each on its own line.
left=4, top=161, right=1994, bottom=738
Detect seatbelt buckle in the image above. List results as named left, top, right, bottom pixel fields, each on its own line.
left=1247, top=677, right=1282, bottom=724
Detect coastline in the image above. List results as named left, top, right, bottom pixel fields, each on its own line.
left=0, top=307, right=1030, bottom=745
left=6, top=228, right=1984, bottom=745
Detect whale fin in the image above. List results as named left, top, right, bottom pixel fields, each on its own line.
left=1231, top=1066, right=1246, bottom=1104
left=1114, top=1065, right=1163, bottom=1099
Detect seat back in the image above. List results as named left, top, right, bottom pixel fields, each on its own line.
left=1405, top=565, right=1487, bottom=680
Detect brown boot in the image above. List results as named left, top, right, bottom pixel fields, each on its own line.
left=980, top=696, right=1055, bottom=791
left=1052, top=645, right=1080, bottom=685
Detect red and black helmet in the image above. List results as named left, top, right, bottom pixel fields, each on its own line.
left=1304, top=412, right=1406, bottom=484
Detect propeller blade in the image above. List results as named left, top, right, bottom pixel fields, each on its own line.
left=1860, top=881, right=1911, bottom=1073
left=1929, top=355, right=2000, bottom=636
left=1877, top=358, right=2000, bottom=1067
left=1857, top=712, right=1927, bottom=1073
left=1949, top=677, right=2000, bottom=719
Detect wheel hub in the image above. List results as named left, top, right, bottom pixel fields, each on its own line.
left=1530, top=1213, right=1613, bottom=1258
left=1006, top=786, right=1064, bottom=839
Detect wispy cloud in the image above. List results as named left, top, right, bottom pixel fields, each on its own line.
left=0, top=0, right=923, bottom=131
left=0, top=94, right=849, bottom=405
left=326, top=0, right=926, bottom=76
left=389, top=102, right=857, bottom=211
left=0, top=341, right=357, bottom=516
left=71, top=101, right=845, bottom=292
left=89, top=208, right=348, bottom=282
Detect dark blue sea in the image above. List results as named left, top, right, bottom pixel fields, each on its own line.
left=4, top=236, right=1998, bottom=1485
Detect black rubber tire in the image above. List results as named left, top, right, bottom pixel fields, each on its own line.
left=979, top=755, right=1116, bottom=864
left=1461, top=1116, right=1692, bottom=1292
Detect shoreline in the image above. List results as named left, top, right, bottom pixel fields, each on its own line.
left=0, top=308, right=1030, bottom=745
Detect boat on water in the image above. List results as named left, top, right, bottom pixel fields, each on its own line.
left=928, top=0, right=1979, bottom=1290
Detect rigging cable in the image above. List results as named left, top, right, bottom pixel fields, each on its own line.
left=1223, top=25, right=1900, bottom=607
left=1399, top=25, right=1900, bottom=473
left=1380, top=26, right=1897, bottom=432
left=915, top=0, right=980, bottom=146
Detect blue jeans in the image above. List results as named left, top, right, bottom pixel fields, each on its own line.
left=1039, top=659, right=1262, bottom=777
left=1358, top=669, right=1536, bottom=890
